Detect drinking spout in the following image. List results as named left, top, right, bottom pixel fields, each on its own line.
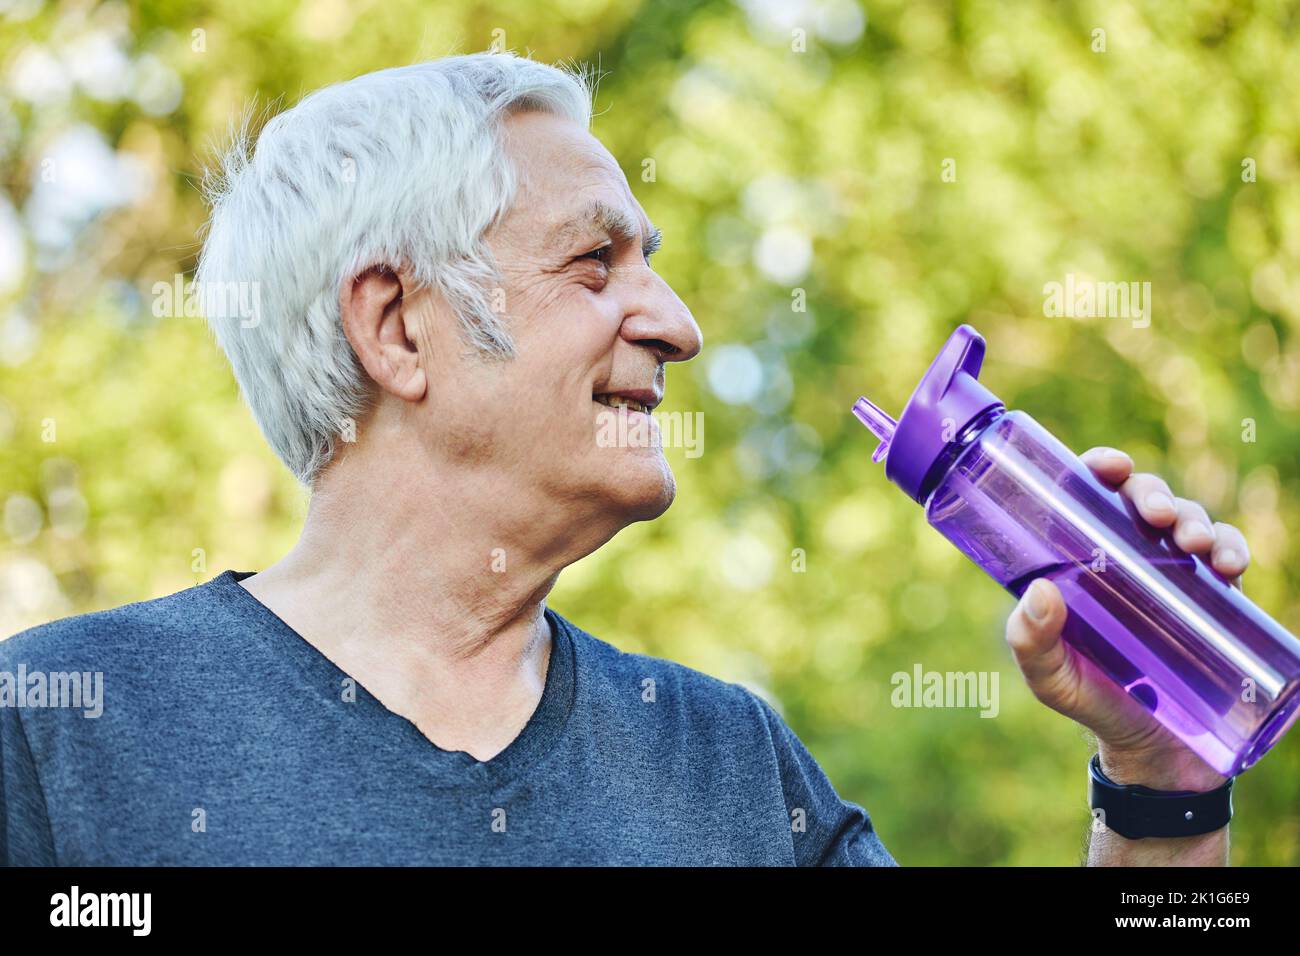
left=852, top=397, right=896, bottom=463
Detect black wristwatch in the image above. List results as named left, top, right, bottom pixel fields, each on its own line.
left=1088, top=753, right=1234, bottom=840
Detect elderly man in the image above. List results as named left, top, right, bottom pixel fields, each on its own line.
left=1, top=54, right=1250, bottom=866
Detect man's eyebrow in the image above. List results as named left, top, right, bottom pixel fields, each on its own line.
left=643, top=225, right=662, bottom=257
left=550, top=200, right=662, bottom=255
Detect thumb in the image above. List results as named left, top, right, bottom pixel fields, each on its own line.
left=1005, top=576, right=1171, bottom=748
left=1005, top=578, right=1075, bottom=703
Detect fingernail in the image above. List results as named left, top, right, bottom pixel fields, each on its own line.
left=1024, top=580, right=1050, bottom=622
left=1217, top=548, right=1241, bottom=568
left=1145, top=492, right=1175, bottom=513
left=1101, top=448, right=1130, bottom=461
left=1183, top=521, right=1212, bottom=541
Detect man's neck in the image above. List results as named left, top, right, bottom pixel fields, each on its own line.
left=238, top=460, right=598, bottom=762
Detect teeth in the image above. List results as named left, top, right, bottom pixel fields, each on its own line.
left=594, top=395, right=649, bottom=413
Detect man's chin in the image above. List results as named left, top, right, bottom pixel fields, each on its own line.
left=604, top=459, right=677, bottom=521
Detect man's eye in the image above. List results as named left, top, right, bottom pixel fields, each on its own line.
left=578, top=245, right=613, bottom=265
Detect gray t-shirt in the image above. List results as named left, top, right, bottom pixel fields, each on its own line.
left=0, top=570, right=896, bottom=866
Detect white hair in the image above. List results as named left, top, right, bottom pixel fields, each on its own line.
left=195, top=53, right=594, bottom=484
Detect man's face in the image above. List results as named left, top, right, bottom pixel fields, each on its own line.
left=416, top=110, right=702, bottom=529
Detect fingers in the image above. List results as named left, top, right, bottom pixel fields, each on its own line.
left=1110, top=461, right=1251, bottom=587
left=1119, top=472, right=1178, bottom=528
left=1080, top=447, right=1134, bottom=487
left=1170, top=497, right=1215, bottom=555
left=1211, top=521, right=1250, bottom=583
left=1171, top=498, right=1249, bottom=589
left=1005, top=578, right=1070, bottom=687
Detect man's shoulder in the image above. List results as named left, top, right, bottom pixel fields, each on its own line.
left=0, top=576, right=228, bottom=669
left=550, top=609, right=778, bottom=734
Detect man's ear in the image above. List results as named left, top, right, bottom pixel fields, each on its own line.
left=340, top=266, right=427, bottom=403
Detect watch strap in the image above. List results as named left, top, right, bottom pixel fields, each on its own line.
left=1088, top=753, right=1233, bottom=840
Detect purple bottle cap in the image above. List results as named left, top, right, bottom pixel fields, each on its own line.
left=852, top=324, right=1004, bottom=503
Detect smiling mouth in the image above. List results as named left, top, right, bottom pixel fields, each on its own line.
left=593, top=394, right=654, bottom=414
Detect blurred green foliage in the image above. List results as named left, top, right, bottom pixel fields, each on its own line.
left=2, top=0, right=1299, bottom=864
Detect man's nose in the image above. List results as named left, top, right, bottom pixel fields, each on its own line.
left=619, top=272, right=703, bottom=363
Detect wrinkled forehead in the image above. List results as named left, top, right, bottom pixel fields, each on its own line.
left=499, top=111, right=649, bottom=241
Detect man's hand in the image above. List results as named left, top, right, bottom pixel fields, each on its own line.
left=1004, top=446, right=1245, bottom=864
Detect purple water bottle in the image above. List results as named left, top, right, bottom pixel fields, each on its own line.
left=852, top=324, right=1300, bottom=776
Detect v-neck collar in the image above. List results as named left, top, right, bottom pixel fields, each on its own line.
left=209, top=569, right=577, bottom=790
